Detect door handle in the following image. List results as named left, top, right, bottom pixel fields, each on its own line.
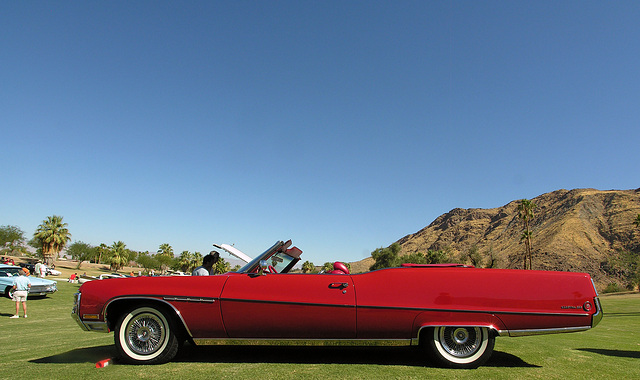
left=329, top=282, right=349, bottom=289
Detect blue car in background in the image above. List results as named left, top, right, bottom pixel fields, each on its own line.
left=0, top=264, right=58, bottom=298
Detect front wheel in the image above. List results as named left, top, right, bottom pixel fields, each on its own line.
left=114, top=305, right=179, bottom=364
left=426, top=326, right=494, bottom=369
left=4, top=287, right=15, bottom=299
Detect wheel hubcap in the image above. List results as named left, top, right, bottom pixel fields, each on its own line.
left=440, top=327, right=481, bottom=358
left=453, top=328, right=469, bottom=344
left=126, top=313, right=165, bottom=355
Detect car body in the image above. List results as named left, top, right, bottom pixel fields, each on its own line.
left=0, top=264, right=58, bottom=298
left=72, top=240, right=602, bottom=368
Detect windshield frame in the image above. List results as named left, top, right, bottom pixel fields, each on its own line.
left=236, top=240, right=300, bottom=274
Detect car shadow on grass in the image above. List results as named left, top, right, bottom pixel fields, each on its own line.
left=576, top=348, right=640, bottom=359
left=29, top=344, right=538, bottom=368
left=30, top=345, right=115, bottom=364
left=174, top=345, right=539, bottom=368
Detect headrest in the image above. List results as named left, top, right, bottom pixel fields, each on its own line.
left=333, top=262, right=350, bottom=274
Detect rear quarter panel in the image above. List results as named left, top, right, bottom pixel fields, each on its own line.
left=352, top=267, right=598, bottom=338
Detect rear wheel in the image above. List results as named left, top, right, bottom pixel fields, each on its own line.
left=114, top=305, right=179, bottom=364
left=426, top=326, right=494, bottom=368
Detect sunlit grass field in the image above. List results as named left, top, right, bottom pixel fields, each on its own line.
left=0, top=279, right=638, bottom=379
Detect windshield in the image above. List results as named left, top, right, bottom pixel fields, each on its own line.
left=237, top=240, right=300, bottom=274
left=266, top=251, right=296, bottom=273
left=238, top=241, right=283, bottom=273
left=0, top=267, right=23, bottom=276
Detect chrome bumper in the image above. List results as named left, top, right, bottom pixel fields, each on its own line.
left=591, top=297, right=603, bottom=328
left=71, top=292, right=109, bottom=333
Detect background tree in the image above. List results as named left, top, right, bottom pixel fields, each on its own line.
left=154, top=252, right=175, bottom=274
left=156, top=243, right=174, bottom=274
left=33, top=215, right=71, bottom=266
left=401, top=251, right=427, bottom=264
left=0, top=225, right=26, bottom=254
left=369, top=243, right=402, bottom=270
left=189, top=252, right=203, bottom=273
left=96, top=243, right=108, bottom=264
left=517, top=199, right=537, bottom=269
left=424, top=249, right=451, bottom=264
left=467, top=245, right=483, bottom=267
left=157, top=243, right=174, bottom=257
left=484, top=245, right=499, bottom=268
left=106, top=241, right=130, bottom=271
left=634, top=214, right=640, bottom=234
left=136, top=251, right=160, bottom=275
left=66, top=241, right=97, bottom=269
left=302, top=260, right=316, bottom=273
left=176, top=251, right=194, bottom=272
left=213, top=258, right=231, bottom=274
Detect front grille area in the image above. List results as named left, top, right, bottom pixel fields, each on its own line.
left=30, top=284, right=56, bottom=294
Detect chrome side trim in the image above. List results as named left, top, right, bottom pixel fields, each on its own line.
left=221, top=298, right=355, bottom=309
left=193, top=338, right=411, bottom=346
left=163, top=296, right=216, bottom=303
left=103, top=296, right=195, bottom=338
left=506, top=326, right=591, bottom=337
left=358, top=304, right=590, bottom=317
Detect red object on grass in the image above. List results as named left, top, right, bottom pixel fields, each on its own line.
left=95, top=358, right=112, bottom=368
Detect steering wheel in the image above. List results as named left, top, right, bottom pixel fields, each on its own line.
left=268, top=265, right=277, bottom=274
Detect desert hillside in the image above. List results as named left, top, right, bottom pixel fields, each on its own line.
left=352, top=188, right=640, bottom=288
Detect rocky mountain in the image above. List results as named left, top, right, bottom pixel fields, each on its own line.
left=353, top=188, right=640, bottom=289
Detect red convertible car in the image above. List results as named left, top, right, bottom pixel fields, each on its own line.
left=72, top=240, right=602, bottom=368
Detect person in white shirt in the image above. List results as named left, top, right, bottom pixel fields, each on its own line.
left=11, top=271, right=31, bottom=318
left=192, top=251, right=220, bottom=276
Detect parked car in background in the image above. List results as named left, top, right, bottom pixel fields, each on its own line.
left=0, top=264, right=58, bottom=298
left=46, top=266, right=62, bottom=276
left=18, top=262, right=35, bottom=275
left=78, top=273, right=130, bottom=284
left=72, top=239, right=602, bottom=368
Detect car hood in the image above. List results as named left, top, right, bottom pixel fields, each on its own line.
left=0, top=276, right=56, bottom=285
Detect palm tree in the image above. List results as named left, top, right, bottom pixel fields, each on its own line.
left=156, top=243, right=174, bottom=274
left=158, top=243, right=174, bottom=257
left=517, top=199, right=537, bottom=269
left=213, top=258, right=231, bottom=274
left=190, top=252, right=202, bottom=273
left=96, top=243, right=108, bottom=264
left=177, top=251, right=193, bottom=272
left=108, top=241, right=129, bottom=271
left=33, top=215, right=71, bottom=266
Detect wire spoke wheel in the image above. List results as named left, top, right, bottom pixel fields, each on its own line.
left=125, top=312, right=166, bottom=355
left=440, top=327, right=481, bottom=357
left=115, top=305, right=179, bottom=364
left=427, top=326, right=494, bottom=368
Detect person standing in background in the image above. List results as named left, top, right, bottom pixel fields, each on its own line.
left=192, top=251, right=220, bottom=276
left=11, top=270, right=31, bottom=318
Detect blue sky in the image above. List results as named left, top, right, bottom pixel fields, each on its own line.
left=1, top=1, right=639, bottom=264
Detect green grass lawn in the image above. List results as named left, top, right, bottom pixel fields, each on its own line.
left=1, top=280, right=638, bottom=379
